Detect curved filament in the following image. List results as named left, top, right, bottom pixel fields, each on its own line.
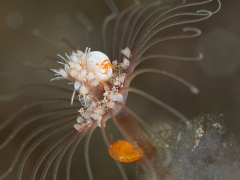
left=84, top=121, right=97, bottom=180
left=23, top=55, right=68, bottom=68
left=139, top=27, right=201, bottom=60
left=75, top=11, right=93, bottom=47
left=109, top=108, right=156, bottom=163
left=120, top=87, right=190, bottom=125
left=110, top=109, right=158, bottom=180
left=30, top=129, right=75, bottom=180
left=117, top=4, right=143, bottom=61
left=0, top=107, right=79, bottom=150
left=102, top=0, right=119, bottom=54
left=114, top=102, right=172, bottom=167
left=129, top=4, right=170, bottom=49
left=0, top=84, right=72, bottom=102
left=124, top=2, right=162, bottom=47
left=0, top=68, right=51, bottom=78
left=138, top=0, right=219, bottom=44
left=129, top=0, right=221, bottom=65
left=52, top=130, right=81, bottom=180
left=65, top=125, right=91, bottom=180
left=138, top=53, right=202, bottom=64
left=0, top=114, right=76, bottom=180
left=0, top=98, right=77, bottom=131
left=125, top=68, right=199, bottom=94
left=100, top=114, right=128, bottom=180
left=40, top=130, right=78, bottom=180
left=128, top=27, right=202, bottom=72
left=31, top=28, right=75, bottom=49
left=17, top=116, right=77, bottom=180
left=111, top=5, right=135, bottom=61
left=134, top=11, right=211, bottom=57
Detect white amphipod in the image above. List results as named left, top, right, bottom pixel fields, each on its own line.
left=87, top=51, right=113, bottom=82
left=121, top=47, right=132, bottom=59
left=73, top=119, right=92, bottom=131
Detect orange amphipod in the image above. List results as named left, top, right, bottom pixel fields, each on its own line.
left=108, top=140, right=143, bottom=163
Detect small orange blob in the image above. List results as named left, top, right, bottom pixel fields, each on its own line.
left=108, top=140, right=143, bottom=163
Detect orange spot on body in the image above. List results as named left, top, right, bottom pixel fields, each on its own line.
left=108, top=140, right=143, bottom=163
left=101, top=59, right=110, bottom=66
left=97, top=59, right=113, bottom=74
left=102, top=60, right=113, bottom=69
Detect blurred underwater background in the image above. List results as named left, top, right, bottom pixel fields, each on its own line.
left=0, top=0, right=239, bottom=179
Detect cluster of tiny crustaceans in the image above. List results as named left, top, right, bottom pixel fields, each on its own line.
left=51, top=47, right=131, bottom=129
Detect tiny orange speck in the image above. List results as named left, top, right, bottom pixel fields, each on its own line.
left=108, top=140, right=143, bottom=163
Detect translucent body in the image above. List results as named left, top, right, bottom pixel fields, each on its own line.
left=87, top=51, right=113, bottom=82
